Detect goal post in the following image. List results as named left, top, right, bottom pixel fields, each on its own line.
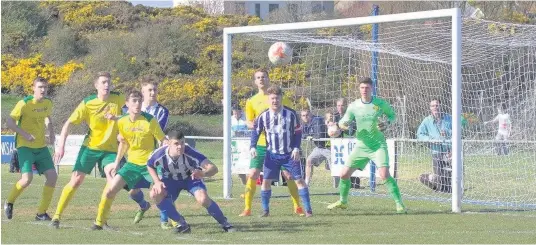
left=222, top=8, right=463, bottom=212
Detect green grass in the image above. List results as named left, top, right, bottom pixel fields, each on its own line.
left=2, top=154, right=536, bottom=244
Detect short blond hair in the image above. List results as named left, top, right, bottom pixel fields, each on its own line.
left=140, top=76, right=158, bottom=88
left=95, top=71, right=111, bottom=83
left=253, top=68, right=269, bottom=79
left=266, top=86, right=283, bottom=96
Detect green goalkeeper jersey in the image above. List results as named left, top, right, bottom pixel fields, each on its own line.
left=339, top=97, right=396, bottom=148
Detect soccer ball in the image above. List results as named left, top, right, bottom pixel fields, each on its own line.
left=327, top=124, right=341, bottom=138
left=268, top=42, right=293, bottom=65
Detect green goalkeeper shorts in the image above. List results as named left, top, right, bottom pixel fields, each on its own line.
left=345, top=142, right=389, bottom=170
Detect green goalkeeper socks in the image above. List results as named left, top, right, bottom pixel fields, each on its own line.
left=339, top=178, right=351, bottom=204
left=385, top=176, right=403, bottom=205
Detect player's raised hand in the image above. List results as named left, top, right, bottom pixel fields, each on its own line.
left=191, top=169, right=205, bottom=180
left=250, top=148, right=257, bottom=158
left=377, top=121, right=388, bottom=132
left=109, top=161, right=120, bottom=176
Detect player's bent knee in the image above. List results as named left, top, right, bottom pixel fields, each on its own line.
left=249, top=169, right=260, bottom=179
left=196, top=194, right=211, bottom=207
left=44, top=170, right=58, bottom=186
left=129, top=188, right=140, bottom=195
left=19, top=174, right=33, bottom=187
left=294, top=179, right=306, bottom=188
left=150, top=188, right=167, bottom=202
left=69, top=171, right=86, bottom=188
left=261, top=179, right=272, bottom=189
left=281, top=170, right=291, bottom=180
left=340, top=170, right=352, bottom=179
left=378, top=167, right=390, bottom=180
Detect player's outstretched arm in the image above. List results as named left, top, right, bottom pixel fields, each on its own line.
left=484, top=115, right=499, bottom=125
left=195, top=159, right=218, bottom=178
left=110, top=134, right=128, bottom=175
left=290, top=113, right=302, bottom=161
left=148, top=165, right=164, bottom=191
left=337, top=105, right=354, bottom=131
left=249, top=116, right=264, bottom=157
left=54, top=120, right=74, bottom=164
left=45, top=116, right=55, bottom=145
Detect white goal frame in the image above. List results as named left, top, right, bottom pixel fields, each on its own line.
left=222, top=8, right=463, bottom=213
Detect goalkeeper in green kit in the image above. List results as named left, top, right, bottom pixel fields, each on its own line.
left=327, top=77, right=407, bottom=214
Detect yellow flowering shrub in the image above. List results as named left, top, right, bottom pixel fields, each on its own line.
left=158, top=77, right=222, bottom=114
left=1, top=54, right=84, bottom=93
left=40, top=1, right=117, bottom=31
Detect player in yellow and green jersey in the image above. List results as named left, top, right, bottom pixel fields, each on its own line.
left=91, top=89, right=166, bottom=230
left=327, top=77, right=407, bottom=214
left=5, top=77, right=57, bottom=221
left=239, top=68, right=303, bottom=217
left=50, top=72, right=125, bottom=229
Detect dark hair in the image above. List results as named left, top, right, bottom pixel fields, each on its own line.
left=431, top=98, right=441, bottom=104
left=266, top=86, right=283, bottom=96
left=359, top=77, right=373, bottom=85
left=500, top=103, right=507, bottom=111
left=33, top=77, right=48, bottom=85
left=167, top=130, right=185, bottom=140
left=125, top=88, right=143, bottom=101
left=231, top=104, right=241, bottom=111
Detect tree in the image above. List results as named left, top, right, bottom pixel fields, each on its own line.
left=1, top=1, right=49, bottom=56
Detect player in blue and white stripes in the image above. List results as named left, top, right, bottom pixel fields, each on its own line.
left=250, top=86, right=312, bottom=217
left=148, top=130, right=235, bottom=233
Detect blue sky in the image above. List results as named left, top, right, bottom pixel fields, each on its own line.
left=128, top=1, right=174, bottom=8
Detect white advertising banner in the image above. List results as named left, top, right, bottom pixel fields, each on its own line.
left=231, top=139, right=251, bottom=174
left=54, top=135, right=85, bottom=166
left=330, top=138, right=396, bottom=178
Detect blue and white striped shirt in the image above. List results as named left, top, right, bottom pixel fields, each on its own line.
left=122, top=102, right=169, bottom=130
left=147, top=145, right=207, bottom=181
left=251, top=106, right=302, bottom=155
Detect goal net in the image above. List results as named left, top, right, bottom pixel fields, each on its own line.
left=222, top=8, right=536, bottom=212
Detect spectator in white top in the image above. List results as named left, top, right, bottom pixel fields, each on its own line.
left=231, top=105, right=249, bottom=185
left=484, top=104, right=512, bottom=155
left=231, top=105, right=249, bottom=137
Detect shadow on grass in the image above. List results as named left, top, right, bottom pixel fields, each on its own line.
left=231, top=220, right=333, bottom=233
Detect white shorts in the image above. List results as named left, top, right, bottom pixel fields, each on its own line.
left=495, top=131, right=510, bottom=140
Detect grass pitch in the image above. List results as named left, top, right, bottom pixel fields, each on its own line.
left=2, top=163, right=536, bottom=244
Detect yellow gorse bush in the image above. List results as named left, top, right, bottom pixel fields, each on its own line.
left=1, top=54, right=84, bottom=93
left=40, top=1, right=117, bottom=31
left=158, top=77, right=222, bottom=114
